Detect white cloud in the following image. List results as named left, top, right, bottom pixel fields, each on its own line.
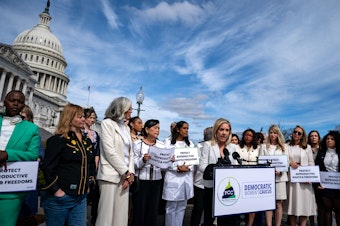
left=100, top=0, right=120, bottom=30
left=1, top=0, right=340, bottom=141
left=137, top=1, right=206, bottom=26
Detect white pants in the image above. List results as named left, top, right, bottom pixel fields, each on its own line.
left=96, top=180, right=129, bottom=226
left=165, top=200, right=187, bottom=226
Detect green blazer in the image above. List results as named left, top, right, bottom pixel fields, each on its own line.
left=0, top=116, right=40, bottom=198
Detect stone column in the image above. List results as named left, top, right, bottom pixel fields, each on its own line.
left=6, top=74, right=14, bottom=94
left=52, top=76, right=57, bottom=92
left=28, top=88, right=34, bottom=106
left=22, top=81, right=28, bottom=96
left=57, top=78, right=61, bottom=93
left=0, top=70, right=7, bottom=98
left=36, top=72, right=40, bottom=86
left=63, top=81, right=68, bottom=95
left=60, top=81, right=65, bottom=95
left=41, top=73, right=46, bottom=88
left=47, top=75, right=52, bottom=90
left=15, top=77, right=21, bottom=90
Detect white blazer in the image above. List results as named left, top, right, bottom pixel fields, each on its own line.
left=259, top=144, right=289, bottom=182
left=97, top=118, right=134, bottom=183
left=199, top=141, right=238, bottom=188
left=236, top=144, right=260, bottom=165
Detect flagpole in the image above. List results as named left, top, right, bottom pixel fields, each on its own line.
left=87, top=86, right=90, bottom=107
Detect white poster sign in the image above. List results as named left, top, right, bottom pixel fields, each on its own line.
left=174, top=147, right=199, bottom=165
left=320, top=171, right=340, bottom=189
left=213, top=167, right=275, bottom=216
left=258, top=155, right=288, bottom=172
left=289, top=166, right=320, bottom=183
left=0, top=161, right=39, bottom=192
left=148, top=146, right=174, bottom=169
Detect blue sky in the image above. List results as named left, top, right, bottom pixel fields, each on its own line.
left=1, top=0, right=340, bottom=141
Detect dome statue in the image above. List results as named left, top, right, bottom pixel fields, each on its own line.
left=12, top=0, right=69, bottom=101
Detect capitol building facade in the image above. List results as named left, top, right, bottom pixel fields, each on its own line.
left=0, top=1, right=69, bottom=133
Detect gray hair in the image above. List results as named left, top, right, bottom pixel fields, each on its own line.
left=203, top=127, right=213, bottom=141
left=104, top=97, right=132, bottom=121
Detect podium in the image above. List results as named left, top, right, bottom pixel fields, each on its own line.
left=213, top=165, right=275, bottom=217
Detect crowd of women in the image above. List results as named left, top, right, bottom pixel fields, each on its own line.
left=14, top=94, right=339, bottom=226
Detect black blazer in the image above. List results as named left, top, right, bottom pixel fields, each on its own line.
left=315, top=149, right=340, bottom=172
left=314, top=149, right=340, bottom=197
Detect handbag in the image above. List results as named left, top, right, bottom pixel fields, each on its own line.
left=203, top=163, right=216, bottom=180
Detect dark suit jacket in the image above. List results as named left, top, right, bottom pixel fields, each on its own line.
left=315, top=149, right=340, bottom=198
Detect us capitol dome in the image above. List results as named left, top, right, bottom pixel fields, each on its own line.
left=13, top=0, right=69, bottom=101
left=0, top=0, right=69, bottom=133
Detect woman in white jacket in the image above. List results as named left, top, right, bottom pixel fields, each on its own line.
left=260, top=124, right=288, bottom=226
left=285, top=125, right=316, bottom=226
left=96, top=97, right=135, bottom=226
left=199, top=118, right=238, bottom=226
left=163, top=121, right=195, bottom=226
left=132, top=119, right=164, bottom=226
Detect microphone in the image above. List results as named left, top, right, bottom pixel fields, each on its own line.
left=232, top=152, right=243, bottom=165
left=223, top=148, right=231, bottom=165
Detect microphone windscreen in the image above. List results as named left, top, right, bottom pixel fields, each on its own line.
left=232, top=152, right=240, bottom=160
left=223, top=148, right=229, bottom=157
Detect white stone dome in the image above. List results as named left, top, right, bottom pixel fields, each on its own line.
left=13, top=25, right=63, bottom=57
left=13, top=4, right=64, bottom=59
left=12, top=0, right=69, bottom=101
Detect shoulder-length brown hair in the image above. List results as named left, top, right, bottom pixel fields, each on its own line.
left=289, top=125, right=307, bottom=149
left=55, top=103, right=84, bottom=138
left=21, top=105, right=34, bottom=122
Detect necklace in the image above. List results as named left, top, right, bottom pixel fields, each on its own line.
left=144, top=138, right=156, bottom=146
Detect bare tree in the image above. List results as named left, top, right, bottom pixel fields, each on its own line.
left=277, top=121, right=293, bottom=142
left=335, top=125, right=340, bottom=132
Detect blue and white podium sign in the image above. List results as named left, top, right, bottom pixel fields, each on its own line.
left=213, top=166, right=275, bottom=217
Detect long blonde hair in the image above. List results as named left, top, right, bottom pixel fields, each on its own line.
left=211, top=118, right=232, bottom=146
left=266, top=124, right=285, bottom=152
left=55, top=103, right=83, bottom=138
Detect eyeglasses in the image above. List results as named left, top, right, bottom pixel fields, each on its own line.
left=293, top=130, right=302, bottom=136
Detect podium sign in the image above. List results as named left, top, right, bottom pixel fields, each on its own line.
left=213, top=166, right=275, bottom=217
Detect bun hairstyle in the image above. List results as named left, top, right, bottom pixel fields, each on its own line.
left=128, top=116, right=141, bottom=129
